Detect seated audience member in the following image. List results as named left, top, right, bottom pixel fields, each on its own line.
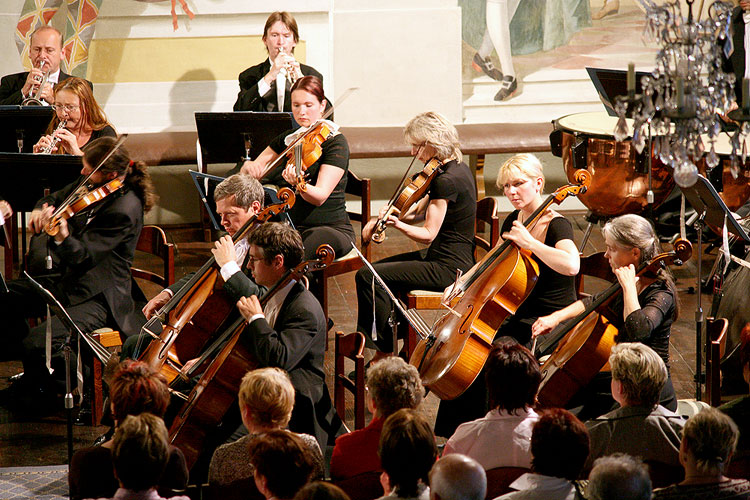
left=294, top=482, right=352, bottom=500
left=443, top=339, right=540, bottom=469
left=497, top=408, right=589, bottom=500
left=720, top=326, right=750, bottom=460
left=330, top=356, right=424, bottom=480
left=586, top=454, right=652, bottom=500
left=652, top=407, right=750, bottom=500
left=429, top=454, right=486, bottom=500
left=585, top=342, right=685, bottom=470
left=378, top=409, right=438, bottom=500
left=108, top=413, right=190, bottom=500
left=69, top=360, right=188, bottom=500
left=247, top=429, right=316, bottom=500
left=209, top=367, right=324, bottom=489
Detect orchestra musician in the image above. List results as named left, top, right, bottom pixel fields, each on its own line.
left=33, top=77, right=116, bottom=155
left=434, top=153, right=579, bottom=437
left=0, top=137, right=156, bottom=413
left=0, top=26, right=92, bottom=106
left=233, top=11, right=323, bottom=113
left=240, top=75, right=354, bottom=261
left=356, top=111, right=477, bottom=363
left=532, top=213, right=679, bottom=418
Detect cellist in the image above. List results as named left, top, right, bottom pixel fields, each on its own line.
left=435, top=153, right=580, bottom=437
left=532, top=214, right=678, bottom=419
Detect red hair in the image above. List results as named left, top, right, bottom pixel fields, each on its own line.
left=109, top=360, right=169, bottom=423
left=291, top=75, right=325, bottom=104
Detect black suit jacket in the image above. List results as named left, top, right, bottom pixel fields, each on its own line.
left=0, top=71, right=92, bottom=106
left=241, top=281, right=342, bottom=447
left=233, top=60, right=323, bottom=112
left=33, top=178, right=145, bottom=337
left=724, top=7, right=746, bottom=104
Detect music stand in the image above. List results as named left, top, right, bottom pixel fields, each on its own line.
left=586, top=67, right=652, bottom=117
left=680, top=174, right=750, bottom=400
left=0, top=106, right=54, bottom=153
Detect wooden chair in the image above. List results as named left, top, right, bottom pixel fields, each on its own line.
left=334, top=330, right=367, bottom=430
left=484, top=466, right=530, bottom=499
left=332, top=471, right=383, bottom=500
left=310, top=170, right=371, bottom=330
left=705, top=317, right=728, bottom=407
left=403, top=197, right=500, bottom=358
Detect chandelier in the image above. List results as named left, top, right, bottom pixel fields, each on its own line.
left=614, top=0, right=738, bottom=188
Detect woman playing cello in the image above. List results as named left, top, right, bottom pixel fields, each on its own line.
left=532, top=213, right=678, bottom=418
left=435, top=153, right=580, bottom=437
left=240, top=75, right=354, bottom=261
left=356, top=111, right=476, bottom=363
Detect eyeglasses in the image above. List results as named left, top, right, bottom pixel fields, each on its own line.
left=246, top=255, right=264, bottom=265
left=53, top=104, right=79, bottom=112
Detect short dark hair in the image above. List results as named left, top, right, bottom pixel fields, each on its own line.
left=531, top=408, right=589, bottom=480
left=485, top=338, right=541, bottom=413
left=110, top=360, right=170, bottom=423
left=248, top=430, right=314, bottom=499
left=293, top=482, right=351, bottom=500
left=247, top=222, right=304, bottom=269
left=112, top=413, right=169, bottom=491
left=379, top=409, right=437, bottom=498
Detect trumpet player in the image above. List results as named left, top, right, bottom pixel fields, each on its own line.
left=33, top=77, right=115, bottom=155
left=233, top=11, right=323, bottom=112
left=0, top=26, right=90, bottom=106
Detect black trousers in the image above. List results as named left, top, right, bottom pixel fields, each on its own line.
left=299, top=221, right=355, bottom=261
left=355, top=250, right=459, bottom=353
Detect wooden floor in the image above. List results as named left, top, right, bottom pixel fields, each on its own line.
left=0, top=213, right=736, bottom=468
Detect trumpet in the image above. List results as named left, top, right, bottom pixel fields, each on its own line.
left=278, top=47, right=303, bottom=85
left=41, top=120, right=67, bottom=154
left=22, top=61, right=51, bottom=106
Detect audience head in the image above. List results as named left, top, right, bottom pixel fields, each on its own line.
left=29, top=26, right=63, bottom=73
left=587, top=453, right=652, bottom=500
left=239, top=367, right=295, bottom=431
left=531, top=408, right=589, bottom=480
left=366, top=356, right=424, bottom=419
left=213, top=174, right=264, bottom=235
left=609, top=342, right=667, bottom=408
left=110, top=359, right=170, bottom=424
left=248, top=430, right=315, bottom=500
left=404, top=111, right=462, bottom=163
left=51, top=76, right=109, bottom=136
left=429, top=454, right=486, bottom=500
left=112, top=413, right=170, bottom=491
left=681, top=407, right=739, bottom=476
left=379, top=409, right=438, bottom=498
left=485, top=338, right=541, bottom=414
left=293, top=482, right=351, bottom=500
left=496, top=153, right=546, bottom=192
left=247, top=221, right=304, bottom=273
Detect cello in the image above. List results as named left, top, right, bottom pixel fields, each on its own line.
left=168, top=244, right=335, bottom=469
left=535, top=238, right=692, bottom=408
left=409, top=169, right=591, bottom=400
left=136, top=188, right=295, bottom=383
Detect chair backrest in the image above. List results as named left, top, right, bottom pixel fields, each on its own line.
left=484, top=467, right=530, bottom=499
left=332, top=470, right=383, bottom=500
left=575, top=251, right=614, bottom=298
left=131, top=225, right=175, bottom=288
left=344, top=170, right=372, bottom=260
left=334, top=330, right=367, bottom=430
left=475, top=196, right=500, bottom=258
left=706, top=317, right=728, bottom=407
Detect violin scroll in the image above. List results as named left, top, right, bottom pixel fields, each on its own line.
left=671, top=238, right=692, bottom=266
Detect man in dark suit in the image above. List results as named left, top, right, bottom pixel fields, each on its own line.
left=723, top=2, right=750, bottom=105
left=0, top=26, right=89, bottom=106
left=237, top=222, right=342, bottom=450
left=233, top=11, right=323, bottom=112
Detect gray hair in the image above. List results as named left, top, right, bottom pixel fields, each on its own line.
left=602, top=214, right=660, bottom=264
left=214, top=174, right=264, bottom=210
left=609, top=343, right=667, bottom=407
left=587, top=453, right=652, bottom=500
left=429, top=454, right=486, bottom=500
left=367, top=356, right=424, bottom=418
left=404, top=112, right=462, bottom=162
left=682, top=407, right=739, bottom=474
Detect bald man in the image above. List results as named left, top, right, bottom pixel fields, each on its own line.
left=429, top=454, right=486, bottom=500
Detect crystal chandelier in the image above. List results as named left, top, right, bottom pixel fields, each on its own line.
left=614, top=0, right=737, bottom=188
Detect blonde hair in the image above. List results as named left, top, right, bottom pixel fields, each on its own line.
left=403, top=112, right=462, bottom=162
left=496, top=154, right=545, bottom=192
left=609, top=343, right=667, bottom=406
left=682, top=408, right=739, bottom=474
left=239, top=367, right=295, bottom=428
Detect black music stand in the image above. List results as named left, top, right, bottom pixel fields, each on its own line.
left=0, top=105, right=54, bottom=153
left=680, top=175, right=750, bottom=400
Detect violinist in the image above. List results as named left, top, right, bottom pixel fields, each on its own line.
left=241, top=75, right=354, bottom=260
left=356, top=111, right=476, bottom=363
left=0, top=137, right=156, bottom=414
left=33, top=77, right=116, bottom=155
left=532, top=213, right=679, bottom=416
left=434, top=153, right=579, bottom=437
left=233, top=11, right=323, bottom=112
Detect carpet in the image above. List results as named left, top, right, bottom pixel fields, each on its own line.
left=0, top=465, right=68, bottom=499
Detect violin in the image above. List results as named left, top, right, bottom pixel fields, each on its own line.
left=369, top=157, right=444, bottom=244
left=287, top=122, right=333, bottom=192
left=44, top=178, right=124, bottom=236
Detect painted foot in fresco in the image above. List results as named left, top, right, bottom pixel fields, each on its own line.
left=592, top=0, right=619, bottom=20
left=472, top=53, right=503, bottom=81
left=494, top=76, right=518, bottom=101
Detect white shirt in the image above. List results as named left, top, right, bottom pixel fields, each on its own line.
left=495, top=473, right=577, bottom=500
left=248, top=279, right=296, bottom=328
left=163, top=239, right=248, bottom=298
left=256, top=58, right=286, bottom=111
left=744, top=12, right=750, bottom=82
left=443, top=408, right=539, bottom=470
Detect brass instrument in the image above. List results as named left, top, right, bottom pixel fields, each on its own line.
left=22, top=61, right=51, bottom=106
left=41, top=120, right=67, bottom=154
left=278, top=47, right=303, bottom=84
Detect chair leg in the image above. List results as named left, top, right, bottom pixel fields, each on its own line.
left=92, top=357, right=104, bottom=426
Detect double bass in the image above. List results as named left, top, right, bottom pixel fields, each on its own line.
left=410, top=169, right=591, bottom=400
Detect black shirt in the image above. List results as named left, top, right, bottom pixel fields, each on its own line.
left=425, top=160, right=477, bottom=270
